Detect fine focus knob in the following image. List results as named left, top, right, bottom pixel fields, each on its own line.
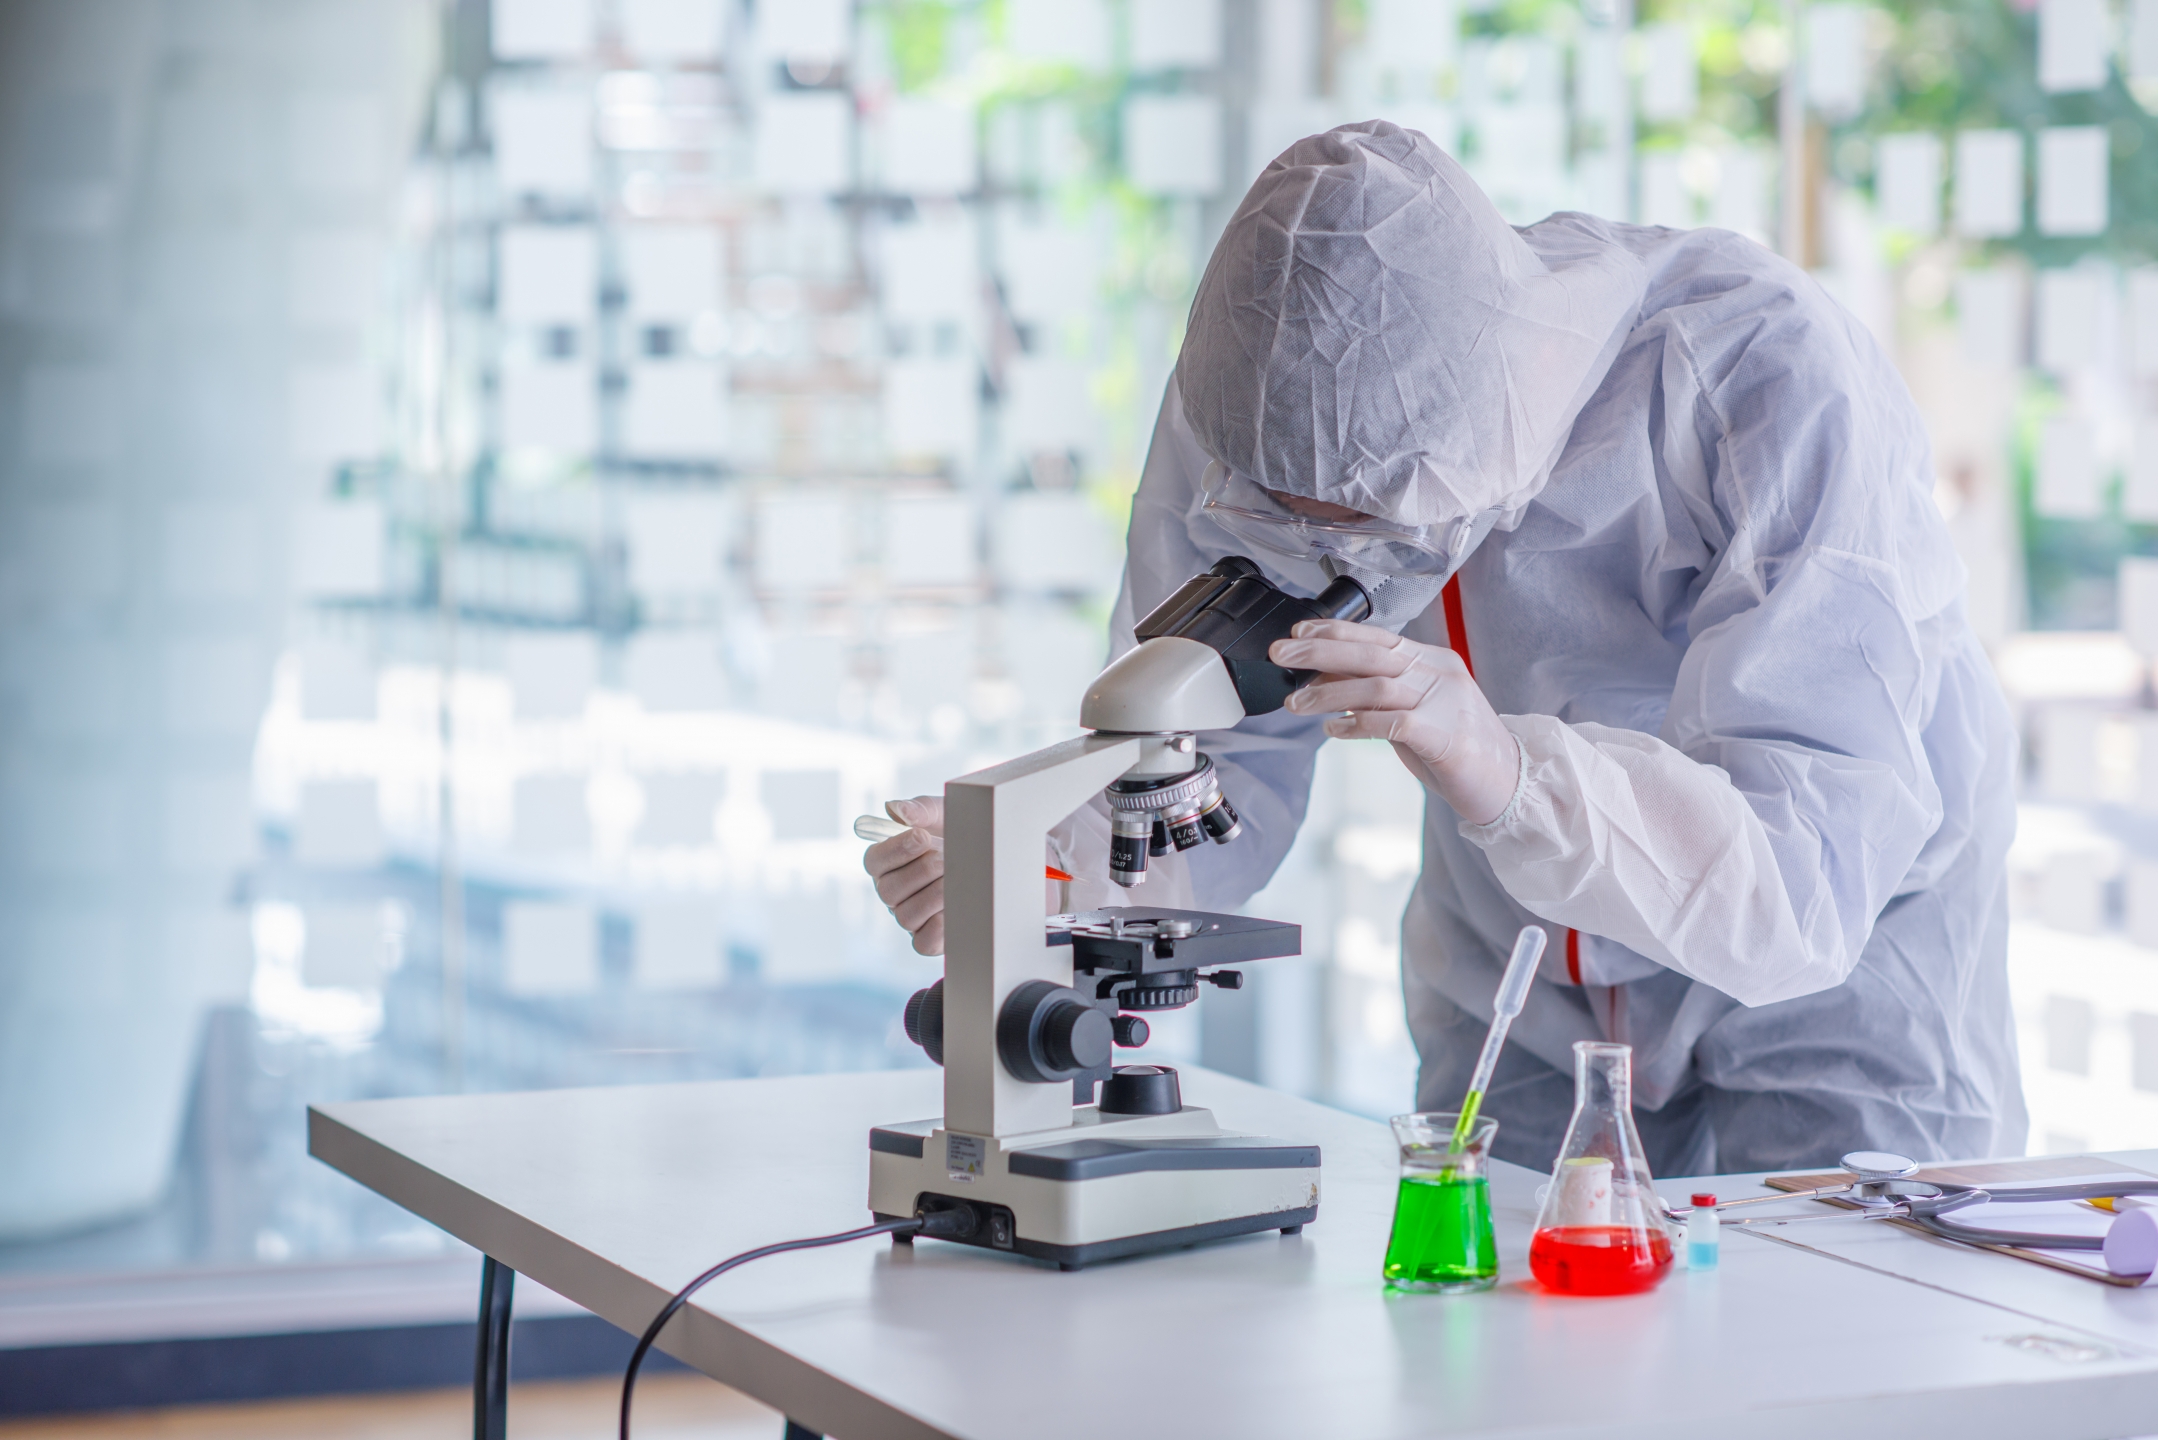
left=903, top=979, right=944, bottom=1066
left=1111, top=1014, right=1151, bottom=1048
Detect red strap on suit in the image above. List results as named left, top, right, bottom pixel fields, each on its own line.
left=1443, top=572, right=1583, bottom=986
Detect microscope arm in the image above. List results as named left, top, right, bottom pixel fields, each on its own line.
left=942, top=735, right=1146, bottom=1137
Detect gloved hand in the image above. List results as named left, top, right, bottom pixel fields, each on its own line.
left=863, top=796, right=946, bottom=956
left=1269, top=619, right=1522, bottom=825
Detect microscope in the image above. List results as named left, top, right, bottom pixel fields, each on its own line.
left=868, top=557, right=1372, bottom=1268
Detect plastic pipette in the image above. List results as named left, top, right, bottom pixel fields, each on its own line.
left=853, top=813, right=1072, bottom=882
left=1449, top=926, right=1548, bottom=1152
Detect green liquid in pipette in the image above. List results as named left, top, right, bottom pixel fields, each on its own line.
left=1448, top=1091, right=1484, bottom=1154
left=1383, top=1171, right=1498, bottom=1290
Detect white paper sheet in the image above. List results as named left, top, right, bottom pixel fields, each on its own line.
left=298, top=780, right=385, bottom=868
left=1639, top=151, right=1692, bottom=228
left=1132, top=0, right=1223, bottom=70
left=302, top=903, right=392, bottom=990
left=882, top=358, right=979, bottom=461
left=761, top=769, right=843, bottom=841
left=624, top=493, right=731, bottom=596
left=2038, top=125, right=2109, bottom=236
left=623, top=362, right=727, bottom=458
left=1955, top=129, right=2024, bottom=238
left=994, top=492, right=1117, bottom=592
left=2036, top=412, right=2102, bottom=518
left=2040, top=0, right=2112, bottom=93
left=753, top=92, right=851, bottom=196
left=2134, top=0, right=2158, bottom=80
left=301, top=640, right=377, bottom=721
left=624, top=225, right=722, bottom=321
left=293, top=502, right=386, bottom=599
left=635, top=775, right=726, bottom=848
left=1638, top=24, right=1697, bottom=122
left=1806, top=4, right=1867, bottom=118
left=514, top=776, right=593, bottom=855
left=1002, top=357, right=1093, bottom=452
left=633, top=901, right=725, bottom=989
left=1368, top=0, right=1454, bottom=92
left=491, top=89, right=593, bottom=195
left=2129, top=418, right=2158, bottom=520
left=1957, top=267, right=2025, bottom=369
left=1006, top=0, right=1111, bottom=69
left=1124, top=95, right=1223, bottom=196
left=491, top=0, right=592, bottom=60
left=1876, top=132, right=1943, bottom=236
left=502, top=901, right=598, bottom=995
left=882, top=217, right=978, bottom=323
left=2036, top=267, right=2105, bottom=371
left=884, top=495, right=977, bottom=588
left=507, top=633, right=597, bottom=719
left=757, top=0, right=848, bottom=62
left=498, top=226, right=596, bottom=324
left=499, top=361, right=597, bottom=452
left=754, top=493, right=852, bottom=590
left=2120, top=556, right=2158, bottom=655
left=625, top=631, right=729, bottom=711
left=882, top=98, right=976, bottom=195
left=619, top=0, right=722, bottom=63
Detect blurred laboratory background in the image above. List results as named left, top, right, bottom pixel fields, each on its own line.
left=4, top=0, right=2158, bottom=1415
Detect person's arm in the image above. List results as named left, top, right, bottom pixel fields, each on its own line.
left=1281, top=275, right=1964, bottom=1007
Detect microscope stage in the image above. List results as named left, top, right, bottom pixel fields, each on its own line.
left=1048, top=907, right=1300, bottom=974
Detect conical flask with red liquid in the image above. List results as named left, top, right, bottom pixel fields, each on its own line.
left=1528, top=1041, right=1675, bottom=1296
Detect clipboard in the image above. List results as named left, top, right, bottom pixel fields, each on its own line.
left=1764, top=1154, right=2158, bottom=1286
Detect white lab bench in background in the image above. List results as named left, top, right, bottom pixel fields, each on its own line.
left=310, top=1069, right=2158, bottom=1440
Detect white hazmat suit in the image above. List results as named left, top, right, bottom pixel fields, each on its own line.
left=1090, top=122, right=2025, bottom=1176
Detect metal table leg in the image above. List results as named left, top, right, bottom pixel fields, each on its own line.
left=782, top=1423, right=824, bottom=1440
left=475, top=1255, right=514, bottom=1440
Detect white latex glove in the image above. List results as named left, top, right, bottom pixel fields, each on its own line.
left=1269, top=618, right=1522, bottom=826
left=863, top=796, right=946, bottom=956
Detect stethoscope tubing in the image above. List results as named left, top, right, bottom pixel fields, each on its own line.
left=1907, top=1180, right=2158, bottom=1252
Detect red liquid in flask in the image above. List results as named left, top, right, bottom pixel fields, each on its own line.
left=1528, top=1225, right=1674, bottom=1296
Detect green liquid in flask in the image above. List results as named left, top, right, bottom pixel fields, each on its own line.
left=1383, top=1171, right=1498, bottom=1292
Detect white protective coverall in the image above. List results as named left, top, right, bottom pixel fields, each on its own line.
left=1063, top=122, right=2025, bottom=1176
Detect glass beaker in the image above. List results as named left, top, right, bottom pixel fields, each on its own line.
left=1528, top=1042, right=1674, bottom=1296
left=1382, top=1112, right=1499, bottom=1293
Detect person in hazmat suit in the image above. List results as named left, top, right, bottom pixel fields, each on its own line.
left=864, top=122, right=2025, bottom=1176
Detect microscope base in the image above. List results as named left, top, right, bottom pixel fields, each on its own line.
left=867, top=1106, right=1320, bottom=1270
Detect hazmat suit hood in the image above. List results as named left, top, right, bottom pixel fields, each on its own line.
left=1177, top=121, right=1648, bottom=534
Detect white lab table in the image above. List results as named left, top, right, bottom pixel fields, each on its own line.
left=308, top=1068, right=2158, bottom=1440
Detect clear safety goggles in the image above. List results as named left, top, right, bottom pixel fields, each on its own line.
left=1198, top=461, right=1469, bottom=579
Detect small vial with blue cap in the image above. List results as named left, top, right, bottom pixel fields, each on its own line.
left=1686, top=1193, right=1720, bottom=1270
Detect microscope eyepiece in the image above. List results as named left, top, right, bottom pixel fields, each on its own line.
left=1130, top=555, right=1373, bottom=716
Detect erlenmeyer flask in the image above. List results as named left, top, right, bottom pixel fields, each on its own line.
left=1528, top=1041, right=1674, bottom=1296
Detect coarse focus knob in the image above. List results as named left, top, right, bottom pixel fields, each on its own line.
left=997, top=981, right=1114, bottom=1083
left=903, top=979, right=944, bottom=1066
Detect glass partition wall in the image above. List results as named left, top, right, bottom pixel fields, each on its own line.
left=4, top=0, right=2156, bottom=1294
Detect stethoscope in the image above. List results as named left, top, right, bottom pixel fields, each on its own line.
left=1672, top=1152, right=2158, bottom=1255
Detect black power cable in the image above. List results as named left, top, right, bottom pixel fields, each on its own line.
left=619, top=1205, right=978, bottom=1440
